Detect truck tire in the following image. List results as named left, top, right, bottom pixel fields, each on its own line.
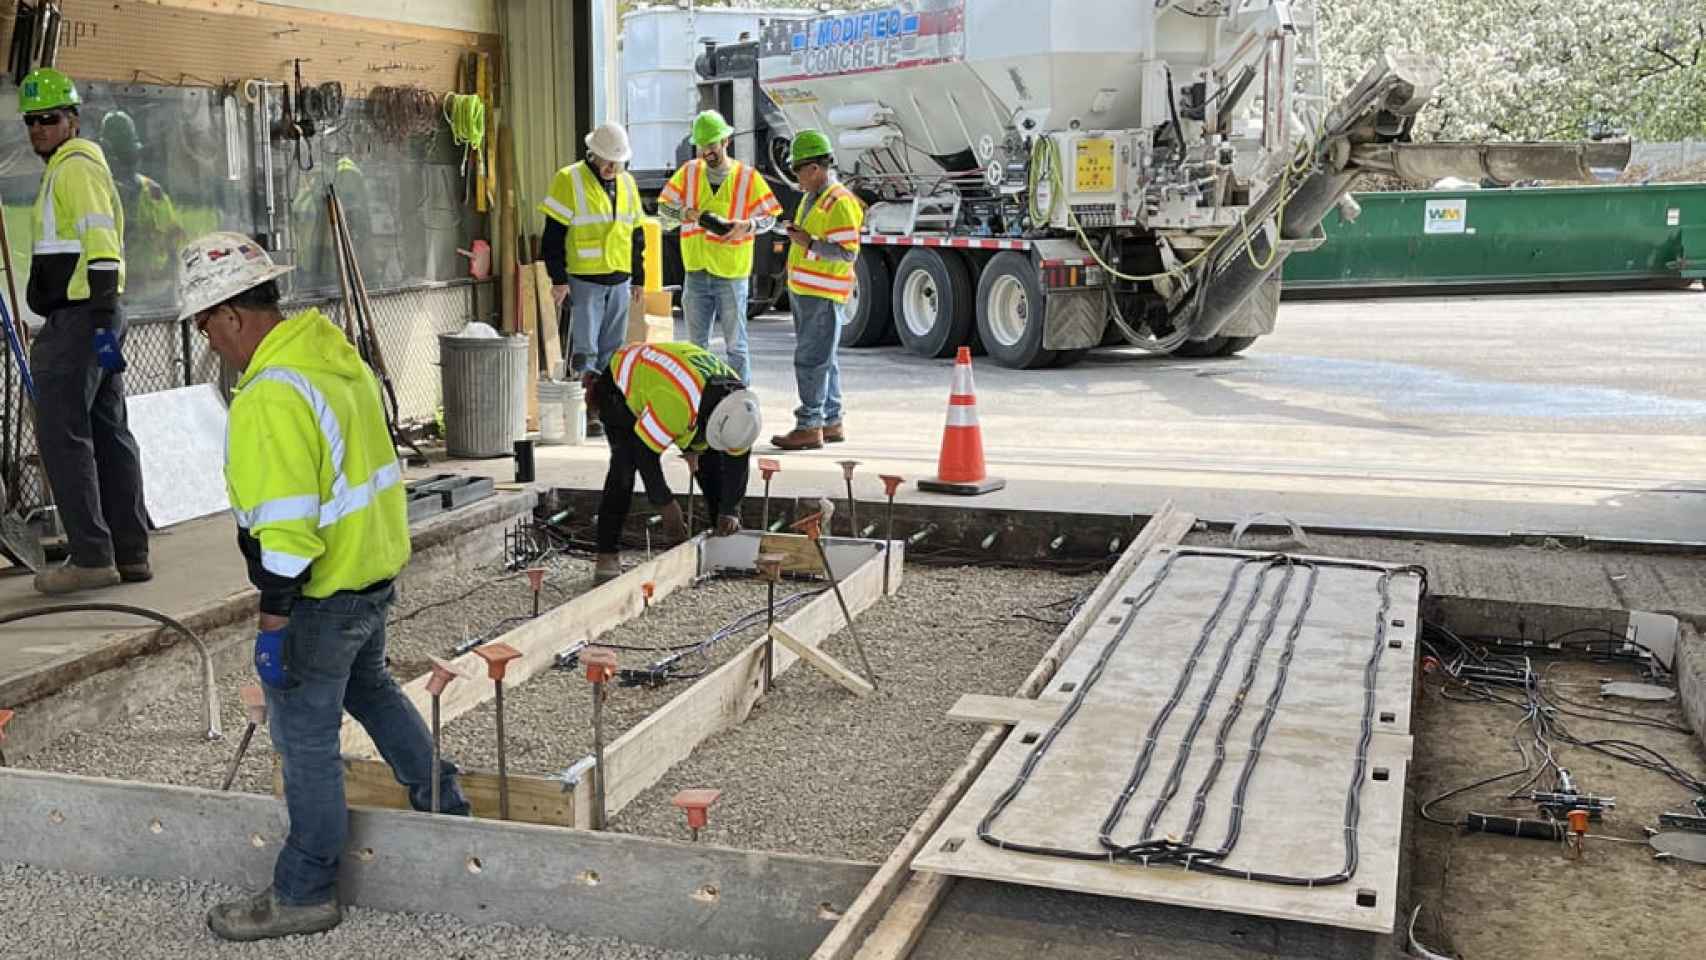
left=1216, top=336, right=1258, bottom=356
left=1172, top=336, right=1229, bottom=358
left=975, top=251, right=1055, bottom=369
left=843, top=250, right=894, bottom=348
left=893, top=248, right=975, bottom=359
left=1049, top=349, right=1090, bottom=368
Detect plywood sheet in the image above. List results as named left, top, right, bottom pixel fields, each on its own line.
left=914, top=547, right=1423, bottom=935
left=125, top=384, right=230, bottom=527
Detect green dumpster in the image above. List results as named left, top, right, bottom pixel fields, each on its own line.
left=1282, top=183, right=1706, bottom=294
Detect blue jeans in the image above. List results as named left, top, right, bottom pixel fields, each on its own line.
left=790, top=293, right=844, bottom=430
left=683, top=271, right=751, bottom=384
left=266, top=583, right=469, bottom=906
left=567, top=277, right=631, bottom=376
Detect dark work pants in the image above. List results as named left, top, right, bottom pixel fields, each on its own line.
left=30, top=302, right=150, bottom=568
left=593, top=370, right=736, bottom=553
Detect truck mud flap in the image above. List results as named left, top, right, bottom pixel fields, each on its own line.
left=1043, top=290, right=1105, bottom=351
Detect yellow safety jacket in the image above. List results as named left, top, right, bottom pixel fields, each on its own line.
left=660, top=158, right=781, bottom=279
left=122, top=173, right=185, bottom=302
left=610, top=341, right=738, bottom=455
left=539, top=161, right=643, bottom=275
left=27, top=137, right=126, bottom=315
left=786, top=183, right=864, bottom=304
left=227, top=307, right=409, bottom=614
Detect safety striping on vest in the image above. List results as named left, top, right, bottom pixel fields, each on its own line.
left=262, top=549, right=313, bottom=578
left=233, top=493, right=320, bottom=528
left=789, top=265, right=854, bottom=296
left=75, top=213, right=115, bottom=232
left=542, top=195, right=574, bottom=222
left=636, top=404, right=676, bottom=451
left=615, top=345, right=703, bottom=413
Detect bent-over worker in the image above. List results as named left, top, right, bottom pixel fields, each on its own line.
left=593, top=341, right=761, bottom=583
left=177, top=232, right=470, bottom=942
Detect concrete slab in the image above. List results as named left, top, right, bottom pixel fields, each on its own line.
left=0, top=768, right=875, bottom=959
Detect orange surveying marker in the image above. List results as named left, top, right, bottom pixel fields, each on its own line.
left=918, top=347, right=1005, bottom=496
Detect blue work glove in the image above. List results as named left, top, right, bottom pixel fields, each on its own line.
left=254, top=628, right=290, bottom=689
left=93, top=327, right=127, bottom=373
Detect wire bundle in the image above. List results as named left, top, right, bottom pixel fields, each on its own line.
left=368, top=85, right=440, bottom=142
left=442, top=92, right=486, bottom=152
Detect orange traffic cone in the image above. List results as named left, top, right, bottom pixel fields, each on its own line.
left=918, top=347, right=1005, bottom=496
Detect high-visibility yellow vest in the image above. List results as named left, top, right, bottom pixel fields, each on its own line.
left=29, top=137, right=126, bottom=304
left=786, top=183, right=863, bottom=304
left=539, top=162, right=642, bottom=275
left=660, top=159, right=781, bottom=279
left=609, top=341, right=737, bottom=454
left=227, top=307, right=410, bottom=599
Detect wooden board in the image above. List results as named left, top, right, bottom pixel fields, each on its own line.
left=757, top=532, right=827, bottom=575
left=273, top=756, right=573, bottom=827
left=518, top=257, right=540, bottom=430
left=814, top=504, right=1195, bottom=960
left=58, top=0, right=489, bottom=97
left=912, top=546, right=1425, bottom=934
left=340, top=539, right=700, bottom=758
left=771, top=624, right=874, bottom=697
left=532, top=262, right=563, bottom=375
left=569, top=542, right=903, bottom=828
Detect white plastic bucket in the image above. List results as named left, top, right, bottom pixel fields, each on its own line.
left=561, top=381, right=588, bottom=446
left=537, top=380, right=569, bottom=444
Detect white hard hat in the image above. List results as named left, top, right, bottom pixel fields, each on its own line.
left=176, top=232, right=294, bottom=322
left=585, top=123, right=633, bottom=164
left=705, top=389, right=761, bottom=454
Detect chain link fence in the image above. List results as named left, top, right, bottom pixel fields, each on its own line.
left=1, top=278, right=495, bottom=514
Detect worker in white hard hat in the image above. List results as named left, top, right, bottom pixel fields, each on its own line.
left=657, top=109, right=783, bottom=385
left=590, top=340, right=760, bottom=583
left=176, top=232, right=470, bottom=942
left=539, top=121, right=646, bottom=436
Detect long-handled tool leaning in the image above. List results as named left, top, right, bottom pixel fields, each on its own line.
left=221, top=686, right=269, bottom=791
left=792, top=499, right=877, bottom=689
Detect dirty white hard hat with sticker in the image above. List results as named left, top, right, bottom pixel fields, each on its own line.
left=176, top=232, right=295, bottom=322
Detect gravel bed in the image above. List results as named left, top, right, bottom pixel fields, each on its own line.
left=609, top=566, right=1101, bottom=861
left=434, top=576, right=780, bottom=778
left=19, top=555, right=594, bottom=794
left=0, top=862, right=757, bottom=960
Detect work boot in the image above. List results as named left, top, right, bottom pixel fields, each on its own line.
left=822, top=422, right=846, bottom=444
left=206, top=887, right=342, bottom=942
left=117, top=559, right=153, bottom=583
left=594, top=553, right=623, bottom=584
left=33, top=562, right=120, bottom=596
left=771, top=427, right=824, bottom=451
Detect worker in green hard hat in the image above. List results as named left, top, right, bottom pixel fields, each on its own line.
left=773, top=130, right=863, bottom=450
left=99, top=109, right=185, bottom=306
left=657, top=109, right=783, bottom=385
left=19, top=67, right=152, bottom=595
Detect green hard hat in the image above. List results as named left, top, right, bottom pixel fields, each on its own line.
left=99, top=110, right=142, bottom=166
left=19, top=67, right=80, bottom=114
left=788, top=129, right=834, bottom=167
left=691, top=110, right=734, bottom=148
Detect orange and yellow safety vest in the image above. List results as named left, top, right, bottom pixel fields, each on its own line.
left=786, top=183, right=863, bottom=304
left=660, top=158, right=781, bottom=279
left=610, top=341, right=738, bottom=454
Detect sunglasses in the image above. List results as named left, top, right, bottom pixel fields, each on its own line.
left=22, top=112, right=64, bottom=128
left=791, top=161, right=823, bottom=175
left=193, top=308, right=227, bottom=339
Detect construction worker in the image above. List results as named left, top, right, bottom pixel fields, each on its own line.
left=176, top=232, right=469, bottom=941
left=591, top=341, right=761, bottom=583
left=540, top=121, right=646, bottom=436
left=20, top=68, right=151, bottom=595
left=772, top=130, right=862, bottom=450
left=99, top=109, right=185, bottom=306
left=658, top=110, right=783, bottom=385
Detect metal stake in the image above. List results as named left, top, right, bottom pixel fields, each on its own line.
left=758, top=458, right=781, bottom=530
left=426, top=660, right=457, bottom=814
left=837, top=460, right=861, bottom=537
left=221, top=686, right=268, bottom=792
left=757, top=553, right=785, bottom=693
left=475, top=643, right=522, bottom=820
left=684, top=459, right=697, bottom=538
left=879, top=475, right=904, bottom=596
left=583, top=648, right=619, bottom=830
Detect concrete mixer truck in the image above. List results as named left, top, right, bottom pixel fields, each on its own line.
left=751, top=0, right=1630, bottom=368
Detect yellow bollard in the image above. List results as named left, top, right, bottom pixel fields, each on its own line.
left=643, top=217, right=663, bottom=292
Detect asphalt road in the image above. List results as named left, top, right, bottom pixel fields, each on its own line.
left=496, top=287, right=1705, bottom=542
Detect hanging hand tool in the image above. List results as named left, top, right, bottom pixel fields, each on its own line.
left=792, top=500, right=877, bottom=689
left=756, top=552, right=785, bottom=693
left=474, top=642, right=523, bottom=820
left=0, top=708, right=14, bottom=767
left=426, top=658, right=459, bottom=814
left=758, top=458, right=781, bottom=530
left=672, top=788, right=721, bottom=842
left=220, top=686, right=269, bottom=791
left=837, top=461, right=860, bottom=537
left=583, top=647, right=619, bottom=829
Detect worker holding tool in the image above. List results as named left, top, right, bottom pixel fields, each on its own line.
left=772, top=130, right=862, bottom=451
left=98, top=110, right=185, bottom=307
left=20, top=68, right=151, bottom=595
left=657, top=109, right=783, bottom=385
left=540, top=122, right=647, bottom=438
left=176, top=232, right=470, bottom=942
left=591, top=341, right=761, bottom=583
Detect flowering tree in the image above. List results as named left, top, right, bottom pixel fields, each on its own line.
left=1317, top=0, right=1706, bottom=140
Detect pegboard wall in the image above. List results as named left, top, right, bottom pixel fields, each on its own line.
left=52, top=0, right=494, bottom=97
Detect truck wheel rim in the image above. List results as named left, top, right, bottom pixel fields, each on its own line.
left=902, top=271, right=939, bottom=338
left=846, top=273, right=861, bottom=321
left=987, top=274, right=1029, bottom=348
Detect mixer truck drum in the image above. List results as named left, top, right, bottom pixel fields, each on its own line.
left=698, top=211, right=733, bottom=236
